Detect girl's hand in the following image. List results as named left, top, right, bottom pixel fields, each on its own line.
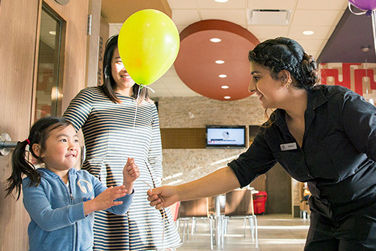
left=84, top=185, right=127, bottom=215
left=123, top=157, right=140, bottom=193
left=147, top=186, right=179, bottom=209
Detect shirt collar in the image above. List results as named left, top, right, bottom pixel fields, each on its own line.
left=309, top=85, right=329, bottom=110
left=40, top=167, right=76, bottom=179
left=272, top=86, right=329, bottom=129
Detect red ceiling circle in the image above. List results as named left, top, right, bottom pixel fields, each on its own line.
left=174, top=19, right=259, bottom=101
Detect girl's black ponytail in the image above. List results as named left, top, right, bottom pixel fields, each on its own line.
left=6, top=140, right=41, bottom=200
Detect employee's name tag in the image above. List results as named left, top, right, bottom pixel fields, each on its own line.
left=280, top=142, right=297, bottom=151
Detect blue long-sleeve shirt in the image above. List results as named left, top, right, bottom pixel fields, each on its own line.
left=229, top=85, right=376, bottom=220
left=22, top=168, right=133, bottom=251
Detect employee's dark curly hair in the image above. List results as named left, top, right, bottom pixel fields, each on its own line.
left=248, top=37, right=320, bottom=88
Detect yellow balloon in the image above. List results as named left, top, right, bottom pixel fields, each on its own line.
left=118, top=9, right=180, bottom=86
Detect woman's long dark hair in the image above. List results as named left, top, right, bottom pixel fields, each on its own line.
left=101, top=35, right=151, bottom=103
left=5, top=117, right=71, bottom=200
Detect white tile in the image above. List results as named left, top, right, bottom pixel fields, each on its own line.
left=172, top=9, right=201, bottom=26
left=288, top=25, right=332, bottom=39
left=247, top=25, right=289, bottom=40
left=200, top=9, right=247, bottom=26
left=247, top=0, right=297, bottom=10
left=295, top=39, right=328, bottom=53
left=168, top=0, right=199, bottom=9
left=296, top=0, right=348, bottom=10
left=291, top=10, right=342, bottom=26
left=197, top=0, right=247, bottom=9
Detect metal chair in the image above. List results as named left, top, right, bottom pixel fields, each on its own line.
left=177, top=197, right=215, bottom=249
left=223, top=188, right=259, bottom=248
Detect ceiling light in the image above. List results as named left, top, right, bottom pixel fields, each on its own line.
left=215, top=60, right=225, bottom=64
left=219, top=74, right=227, bottom=78
left=221, top=85, right=229, bottom=89
left=224, top=96, right=231, bottom=99
left=49, top=31, right=56, bottom=35
left=302, top=30, right=314, bottom=36
left=210, top=38, right=222, bottom=43
left=215, top=0, right=228, bottom=2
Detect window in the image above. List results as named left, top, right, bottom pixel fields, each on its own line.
left=34, top=5, right=64, bottom=120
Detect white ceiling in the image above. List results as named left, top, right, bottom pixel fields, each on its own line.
left=109, top=0, right=348, bottom=99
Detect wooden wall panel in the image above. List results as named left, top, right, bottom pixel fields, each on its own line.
left=0, top=0, right=89, bottom=250
left=0, top=0, right=40, bottom=250
left=161, top=128, right=206, bottom=149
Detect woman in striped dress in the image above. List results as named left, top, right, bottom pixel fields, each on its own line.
left=64, top=35, right=181, bottom=250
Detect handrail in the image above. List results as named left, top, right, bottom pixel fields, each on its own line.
left=0, top=133, right=17, bottom=156
left=0, top=141, right=18, bottom=149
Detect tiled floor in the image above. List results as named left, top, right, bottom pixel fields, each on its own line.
left=176, top=214, right=310, bottom=251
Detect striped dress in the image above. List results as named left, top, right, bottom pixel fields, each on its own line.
left=64, top=87, right=181, bottom=250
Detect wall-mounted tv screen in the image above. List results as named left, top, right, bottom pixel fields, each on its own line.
left=206, top=125, right=246, bottom=148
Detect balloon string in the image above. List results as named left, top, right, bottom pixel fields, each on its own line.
left=133, top=85, right=142, bottom=128
left=372, top=10, right=376, bottom=56
left=141, top=180, right=166, bottom=250
left=135, top=87, right=168, bottom=250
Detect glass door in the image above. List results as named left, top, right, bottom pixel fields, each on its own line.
left=34, top=4, right=64, bottom=120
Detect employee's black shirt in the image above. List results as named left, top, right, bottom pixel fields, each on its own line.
left=229, top=85, right=376, bottom=218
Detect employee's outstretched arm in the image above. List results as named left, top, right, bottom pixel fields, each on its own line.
left=147, top=166, right=240, bottom=209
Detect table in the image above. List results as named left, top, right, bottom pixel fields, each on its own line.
left=213, top=187, right=258, bottom=249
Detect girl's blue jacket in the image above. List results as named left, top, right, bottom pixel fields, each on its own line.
left=22, top=168, right=133, bottom=251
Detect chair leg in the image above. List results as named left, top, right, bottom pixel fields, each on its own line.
left=252, top=215, right=259, bottom=248
left=182, top=220, right=186, bottom=242
left=209, top=216, right=214, bottom=250
left=191, top=217, right=196, bottom=234
left=224, top=217, right=228, bottom=235
left=248, top=216, right=254, bottom=242
left=243, top=218, right=247, bottom=238
left=221, top=215, right=225, bottom=249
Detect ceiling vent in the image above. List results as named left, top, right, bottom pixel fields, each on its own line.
left=248, top=9, right=290, bottom=25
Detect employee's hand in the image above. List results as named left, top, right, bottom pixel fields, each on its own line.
left=147, top=186, right=179, bottom=209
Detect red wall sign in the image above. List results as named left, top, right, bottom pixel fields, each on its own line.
left=320, top=63, right=376, bottom=95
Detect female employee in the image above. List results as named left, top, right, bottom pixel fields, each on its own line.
left=148, top=37, right=376, bottom=250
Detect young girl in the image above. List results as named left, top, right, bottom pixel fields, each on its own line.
left=6, top=116, right=139, bottom=251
